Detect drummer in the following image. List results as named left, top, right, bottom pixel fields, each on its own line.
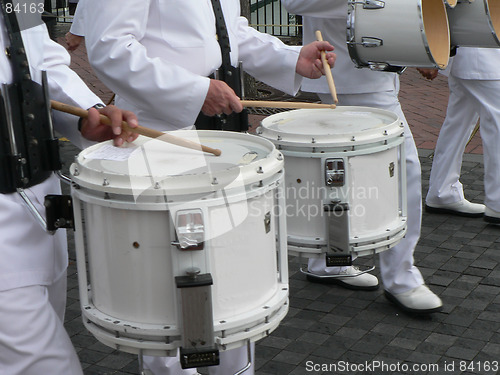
left=0, top=6, right=138, bottom=375
left=282, top=0, right=443, bottom=314
left=419, top=47, right=500, bottom=222
left=78, top=0, right=336, bottom=373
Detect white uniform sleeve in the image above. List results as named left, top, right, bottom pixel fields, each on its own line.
left=235, top=16, right=302, bottom=95
left=281, top=0, right=348, bottom=19
left=35, top=26, right=101, bottom=148
left=83, top=0, right=210, bottom=130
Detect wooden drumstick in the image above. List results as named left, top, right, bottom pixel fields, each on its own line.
left=50, top=100, right=222, bottom=156
left=315, top=30, right=338, bottom=104
left=241, top=100, right=335, bottom=109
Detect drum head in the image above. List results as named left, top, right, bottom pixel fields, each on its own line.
left=422, top=0, right=451, bottom=68
left=71, top=130, right=282, bottom=196
left=258, top=107, right=401, bottom=149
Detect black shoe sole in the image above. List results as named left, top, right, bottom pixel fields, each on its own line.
left=384, top=290, right=443, bottom=315
left=306, top=274, right=379, bottom=291
left=425, top=204, right=484, bottom=218
left=484, top=215, right=500, bottom=224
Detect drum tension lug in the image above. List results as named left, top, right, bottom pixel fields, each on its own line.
left=44, top=194, right=74, bottom=231
left=361, top=37, right=383, bottom=48
left=362, top=0, right=385, bottom=9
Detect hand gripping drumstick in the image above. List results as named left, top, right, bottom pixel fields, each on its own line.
left=315, top=30, right=338, bottom=104
left=240, top=100, right=335, bottom=109
left=50, top=100, right=222, bottom=156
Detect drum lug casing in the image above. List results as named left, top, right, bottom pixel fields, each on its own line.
left=362, top=0, right=385, bottom=9
left=360, top=37, right=383, bottom=48
left=350, top=0, right=385, bottom=9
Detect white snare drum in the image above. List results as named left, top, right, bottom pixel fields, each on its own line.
left=447, top=0, right=500, bottom=47
left=347, top=0, right=450, bottom=72
left=257, top=107, right=407, bottom=260
left=70, top=131, right=288, bottom=361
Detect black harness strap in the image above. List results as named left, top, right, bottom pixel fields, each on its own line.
left=195, top=0, right=248, bottom=132
left=0, top=2, right=60, bottom=193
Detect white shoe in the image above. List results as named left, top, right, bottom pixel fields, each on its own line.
left=484, top=206, right=500, bottom=224
left=425, top=199, right=485, bottom=217
left=307, top=266, right=379, bottom=291
left=384, top=285, right=442, bottom=314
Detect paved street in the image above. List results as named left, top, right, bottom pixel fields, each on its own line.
left=51, top=23, right=499, bottom=375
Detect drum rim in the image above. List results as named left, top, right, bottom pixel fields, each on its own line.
left=257, top=107, right=403, bottom=148
left=70, top=130, right=284, bottom=196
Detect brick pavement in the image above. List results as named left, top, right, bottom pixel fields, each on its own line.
left=52, top=24, right=499, bottom=375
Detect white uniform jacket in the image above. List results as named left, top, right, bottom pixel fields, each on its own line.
left=69, top=0, right=85, bottom=37
left=0, top=19, right=101, bottom=292
left=282, top=0, right=396, bottom=94
left=83, top=0, right=302, bottom=131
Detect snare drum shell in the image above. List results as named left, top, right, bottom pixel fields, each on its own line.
left=258, top=107, right=408, bottom=256
left=71, top=131, right=289, bottom=355
left=283, top=148, right=402, bottom=242
left=78, top=188, right=280, bottom=324
left=447, top=0, right=500, bottom=47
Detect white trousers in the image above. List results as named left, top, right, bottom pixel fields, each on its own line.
left=312, top=90, right=424, bottom=293
left=426, top=75, right=500, bottom=211
left=144, top=344, right=254, bottom=375
left=0, top=272, right=83, bottom=375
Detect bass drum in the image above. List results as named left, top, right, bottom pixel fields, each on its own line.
left=347, top=0, right=450, bottom=72
left=447, top=0, right=500, bottom=47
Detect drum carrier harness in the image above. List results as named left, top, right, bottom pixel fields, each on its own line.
left=194, top=0, right=249, bottom=132
left=0, top=2, right=73, bottom=232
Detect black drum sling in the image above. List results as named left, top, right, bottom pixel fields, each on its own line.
left=0, top=1, right=61, bottom=194
left=0, top=2, right=73, bottom=233
left=194, top=0, right=249, bottom=132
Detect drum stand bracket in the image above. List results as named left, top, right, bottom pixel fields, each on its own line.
left=324, top=201, right=352, bottom=267
left=176, top=272, right=220, bottom=369
left=44, top=194, right=75, bottom=231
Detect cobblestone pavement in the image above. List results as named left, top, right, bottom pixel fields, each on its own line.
left=51, top=22, right=499, bottom=375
